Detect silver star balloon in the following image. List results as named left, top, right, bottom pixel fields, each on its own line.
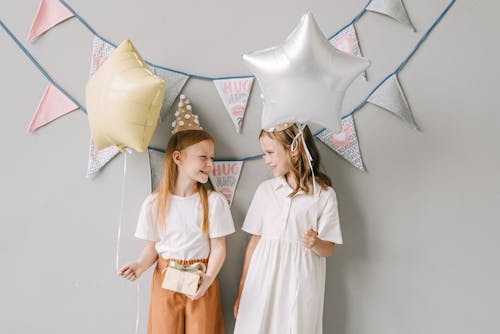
left=243, top=12, right=370, bottom=133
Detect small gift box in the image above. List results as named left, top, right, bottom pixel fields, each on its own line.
left=162, top=261, right=206, bottom=296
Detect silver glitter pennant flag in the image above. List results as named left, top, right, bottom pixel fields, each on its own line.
left=366, top=0, right=415, bottom=31
left=87, top=138, right=120, bottom=177
left=153, top=67, right=189, bottom=124
left=89, top=35, right=115, bottom=76
left=316, top=116, right=365, bottom=171
left=148, top=149, right=165, bottom=192
left=330, top=24, right=367, bottom=80
left=367, top=74, right=417, bottom=129
left=213, top=78, right=254, bottom=133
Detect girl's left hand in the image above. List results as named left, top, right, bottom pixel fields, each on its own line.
left=302, top=226, right=319, bottom=249
left=190, top=271, right=213, bottom=301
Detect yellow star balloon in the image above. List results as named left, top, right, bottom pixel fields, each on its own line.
left=243, top=12, right=370, bottom=133
left=86, top=39, right=165, bottom=152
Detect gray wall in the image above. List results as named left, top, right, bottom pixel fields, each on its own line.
left=1, top=1, right=499, bottom=333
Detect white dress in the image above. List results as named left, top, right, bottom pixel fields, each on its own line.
left=234, top=177, right=343, bottom=334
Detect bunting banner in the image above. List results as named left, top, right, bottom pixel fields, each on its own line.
left=213, top=78, right=254, bottom=133
left=330, top=24, right=367, bottom=80
left=153, top=67, right=189, bottom=124
left=316, top=116, right=365, bottom=171
left=366, top=0, right=415, bottom=31
left=367, top=74, right=416, bottom=128
left=148, top=149, right=165, bottom=192
left=87, top=138, right=120, bottom=177
left=27, top=0, right=74, bottom=42
left=28, top=83, right=79, bottom=133
left=209, top=161, right=244, bottom=206
left=90, top=35, right=115, bottom=76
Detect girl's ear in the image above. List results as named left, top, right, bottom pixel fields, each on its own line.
left=172, top=150, right=182, bottom=166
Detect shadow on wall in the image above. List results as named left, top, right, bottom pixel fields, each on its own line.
left=324, top=164, right=368, bottom=334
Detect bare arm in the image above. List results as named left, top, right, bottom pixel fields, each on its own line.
left=234, top=234, right=261, bottom=318
left=302, top=226, right=336, bottom=257
left=191, top=236, right=226, bottom=300
left=117, top=241, right=158, bottom=281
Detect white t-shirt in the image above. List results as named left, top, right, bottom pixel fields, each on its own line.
left=135, top=191, right=235, bottom=260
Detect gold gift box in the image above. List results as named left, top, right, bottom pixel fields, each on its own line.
left=162, top=261, right=205, bottom=296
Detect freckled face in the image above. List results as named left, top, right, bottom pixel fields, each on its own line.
left=177, top=140, right=215, bottom=183
left=259, top=134, right=291, bottom=178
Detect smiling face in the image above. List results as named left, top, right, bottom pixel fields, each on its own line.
left=259, top=133, right=291, bottom=178
left=175, top=139, right=215, bottom=184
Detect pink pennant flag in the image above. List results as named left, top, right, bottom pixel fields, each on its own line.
left=27, top=0, right=74, bottom=42
left=208, top=161, right=244, bottom=206
left=213, top=78, right=254, bottom=133
left=28, top=83, right=79, bottom=133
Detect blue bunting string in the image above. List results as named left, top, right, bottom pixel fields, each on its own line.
left=0, top=0, right=457, bottom=162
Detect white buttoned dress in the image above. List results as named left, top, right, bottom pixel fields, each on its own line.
left=233, top=177, right=343, bottom=334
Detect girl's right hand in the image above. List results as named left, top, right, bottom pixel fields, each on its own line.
left=117, top=262, right=143, bottom=281
left=233, top=294, right=241, bottom=319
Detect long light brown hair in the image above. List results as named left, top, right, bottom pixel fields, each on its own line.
left=154, top=130, right=214, bottom=235
left=260, top=124, right=331, bottom=197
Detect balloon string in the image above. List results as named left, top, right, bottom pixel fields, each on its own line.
left=291, top=123, right=317, bottom=196
left=115, top=151, right=128, bottom=271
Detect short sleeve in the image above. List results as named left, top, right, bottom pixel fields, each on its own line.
left=208, top=192, right=235, bottom=238
left=134, top=195, right=160, bottom=241
left=241, top=183, right=266, bottom=235
left=317, top=188, right=343, bottom=244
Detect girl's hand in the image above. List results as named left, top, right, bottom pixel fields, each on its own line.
left=233, top=294, right=241, bottom=319
left=190, top=271, right=213, bottom=301
left=301, top=226, right=319, bottom=249
left=117, top=262, right=144, bottom=281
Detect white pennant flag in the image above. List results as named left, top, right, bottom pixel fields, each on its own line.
left=367, top=74, right=417, bottom=129
left=87, top=138, right=120, bottom=177
left=366, top=0, right=415, bottom=31
left=148, top=149, right=165, bottom=192
left=213, top=78, right=254, bottom=133
left=208, top=161, right=244, bottom=206
left=316, top=116, right=365, bottom=171
left=330, top=24, right=367, bottom=80
left=153, top=68, right=189, bottom=124
left=86, top=37, right=119, bottom=177
left=89, top=35, right=115, bottom=76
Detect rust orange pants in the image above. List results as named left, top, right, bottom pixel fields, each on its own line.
left=147, top=256, right=224, bottom=334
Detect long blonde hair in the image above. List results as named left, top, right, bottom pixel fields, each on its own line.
left=154, top=130, right=214, bottom=235
left=260, top=124, right=331, bottom=197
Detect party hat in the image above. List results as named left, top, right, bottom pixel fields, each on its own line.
left=171, top=94, right=203, bottom=134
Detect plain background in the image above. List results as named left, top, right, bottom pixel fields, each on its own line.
left=1, top=0, right=499, bottom=333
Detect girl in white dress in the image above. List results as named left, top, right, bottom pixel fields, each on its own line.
left=233, top=123, right=343, bottom=334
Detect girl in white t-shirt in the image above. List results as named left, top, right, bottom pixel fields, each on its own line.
left=233, top=123, right=343, bottom=334
left=118, top=128, right=235, bottom=334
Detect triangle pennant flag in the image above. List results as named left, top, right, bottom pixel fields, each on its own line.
left=213, top=78, right=254, bottom=133
left=28, top=83, right=79, bottom=133
left=209, top=161, right=244, bottom=206
left=316, top=116, right=365, bottom=171
left=27, top=0, right=74, bottom=42
left=366, top=0, right=415, bottom=31
left=330, top=24, right=367, bottom=80
left=90, top=35, right=116, bottom=76
left=367, top=74, right=417, bottom=129
left=87, top=138, right=120, bottom=177
left=153, top=68, right=189, bottom=124
left=148, top=149, right=165, bottom=192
